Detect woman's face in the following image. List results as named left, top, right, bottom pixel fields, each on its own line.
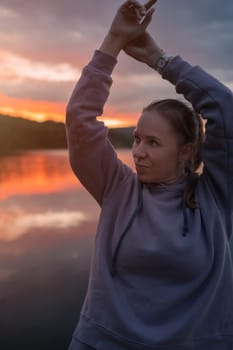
left=132, top=110, right=189, bottom=184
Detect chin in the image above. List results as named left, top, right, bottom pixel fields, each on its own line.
left=136, top=173, right=153, bottom=183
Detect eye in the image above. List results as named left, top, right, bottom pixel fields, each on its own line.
left=149, top=139, right=159, bottom=146
left=134, top=135, right=140, bottom=144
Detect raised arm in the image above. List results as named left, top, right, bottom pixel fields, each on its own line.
left=66, top=1, right=157, bottom=205
left=164, top=55, right=233, bottom=211
left=124, top=31, right=233, bottom=216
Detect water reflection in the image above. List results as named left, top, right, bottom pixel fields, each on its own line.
left=0, top=149, right=232, bottom=350
left=0, top=148, right=134, bottom=350
left=0, top=150, right=81, bottom=200
left=1, top=210, right=91, bottom=241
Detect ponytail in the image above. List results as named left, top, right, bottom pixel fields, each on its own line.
left=143, top=99, right=204, bottom=209
left=184, top=112, right=204, bottom=209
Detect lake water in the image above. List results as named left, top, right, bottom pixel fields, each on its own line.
left=0, top=149, right=134, bottom=350
left=0, top=149, right=232, bottom=350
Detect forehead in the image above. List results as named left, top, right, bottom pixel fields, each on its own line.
left=136, top=110, right=176, bottom=139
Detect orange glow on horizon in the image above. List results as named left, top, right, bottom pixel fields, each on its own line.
left=0, top=93, right=137, bottom=127
left=0, top=92, right=66, bottom=123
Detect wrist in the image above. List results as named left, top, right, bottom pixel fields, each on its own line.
left=147, top=50, right=164, bottom=69
left=99, top=32, right=126, bottom=59
left=150, top=52, right=174, bottom=74
left=144, top=42, right=164, bottom=69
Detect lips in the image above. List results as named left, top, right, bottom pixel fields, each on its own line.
left=135, top=164, right=149, bottom=172
left=135, top=163, right=148, bottom=167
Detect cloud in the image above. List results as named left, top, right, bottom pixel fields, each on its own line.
left=151, top=0, right=233, bottom=70
left=0, top=79, right=74, bottom=102
left=0, top=0, right=232, bottom=124
left=0, top=50, right=79, bottom=102
left=108, top=71, right=177, bottom=115
left=0, top=0, right=113, bottom=66
left=0, top=51, right=80, bottom=82
left=1, top=0, right=232, bottom=71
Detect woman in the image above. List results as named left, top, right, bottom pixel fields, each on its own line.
left=66, top=1, right=233, bottom=349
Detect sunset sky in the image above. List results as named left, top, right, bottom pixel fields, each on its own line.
left=0, top=0, right=233, bottom=127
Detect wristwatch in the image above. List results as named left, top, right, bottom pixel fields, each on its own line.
left=155, top=53, right=173, bottom=74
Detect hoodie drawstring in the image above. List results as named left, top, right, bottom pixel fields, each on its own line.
left=111, top=182, right=143, bottom=276
left=182, top=201, right=189, bottom=237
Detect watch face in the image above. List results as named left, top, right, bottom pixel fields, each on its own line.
left=158, top=57, right=166, bottom=68
left=156, top=54, right=172, bottom=73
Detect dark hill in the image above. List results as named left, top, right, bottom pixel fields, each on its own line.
left=0, top=115, right=134, bottom=155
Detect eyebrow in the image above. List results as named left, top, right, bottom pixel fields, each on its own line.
left=134, top=130, right=161, bottom=142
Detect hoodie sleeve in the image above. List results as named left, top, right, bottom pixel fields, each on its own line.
left=162, top=56, right=233, bottom=218
left=65, top=50, right=133, bottom=206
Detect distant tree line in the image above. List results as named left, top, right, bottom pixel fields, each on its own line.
left=0, top=115, right=134, bottom=155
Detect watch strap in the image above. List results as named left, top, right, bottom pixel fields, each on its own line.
left=155, top=53, right=173, bottom=74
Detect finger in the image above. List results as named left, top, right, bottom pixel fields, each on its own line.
left=121, top=0, right=144, bottom=19
left=121, top=2, right=140, bottom=21
left=141, top=7, right=155, bottom=28
left=144, top=0, right=157, bottom=11
left=123, top=45, right=133, bottom=55
left=122, top=0, right=141, bottom=10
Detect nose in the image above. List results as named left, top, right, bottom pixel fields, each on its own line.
left=133, top=142, right=147, bottom=159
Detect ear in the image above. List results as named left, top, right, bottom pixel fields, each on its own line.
left=179, top=143, right=194, bottom=162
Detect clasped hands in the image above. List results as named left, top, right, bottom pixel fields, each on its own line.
left=100, top=0, right=163, bottom=68
left=109, top=0, right=157, bottom=44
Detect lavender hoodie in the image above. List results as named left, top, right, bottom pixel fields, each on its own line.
left=66, top=50, right=233, bottom=350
